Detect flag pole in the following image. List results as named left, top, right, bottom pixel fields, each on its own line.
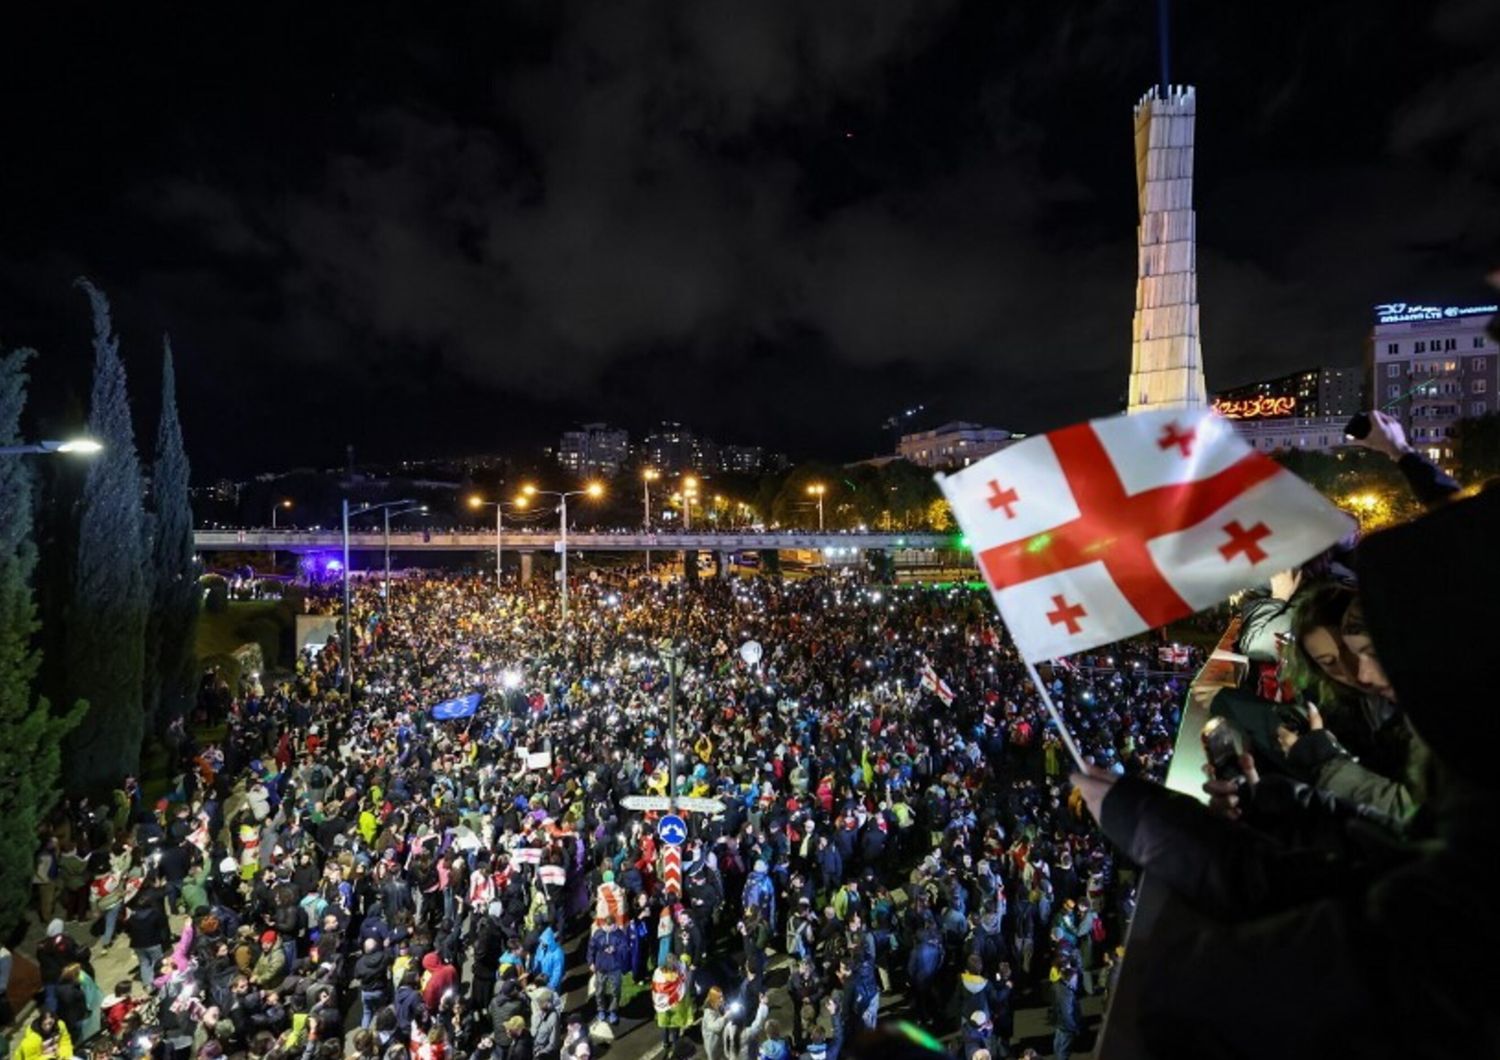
left=1022, top=658, right=1089, bottom=773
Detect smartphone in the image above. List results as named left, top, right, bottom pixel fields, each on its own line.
left=1201, top=717, right=1245, bottom=782
left=1344, top=412, right=1371, bottom=441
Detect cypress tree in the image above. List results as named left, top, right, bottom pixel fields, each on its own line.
left=0, top=348, right=85, bottom=934
left=65, top=280, right=149, bottom=790
left=146, top=338, right=199, bottom=729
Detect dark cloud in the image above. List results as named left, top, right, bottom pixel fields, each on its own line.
left=0, top=1, right=1495, bottom=477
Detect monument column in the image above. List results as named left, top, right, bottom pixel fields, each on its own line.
left=1127, top=86, right=1208, bottom=414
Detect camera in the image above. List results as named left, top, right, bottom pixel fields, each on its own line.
left=1201, top=716, right=1245, bottom=782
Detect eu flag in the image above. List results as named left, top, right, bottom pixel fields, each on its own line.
left=431, top=692, right=482, bottom=721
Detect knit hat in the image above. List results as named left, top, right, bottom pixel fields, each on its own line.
left=505, top=1016, right=527, bottom=1033
left=47, top=919, right=65, bottom=938
left=260, top=929, right=278, bottom=946
left=970, top=1010, right=989, bottom=1027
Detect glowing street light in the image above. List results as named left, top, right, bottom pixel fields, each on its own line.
left=520, top=482, right=605, bottom=622
left=469, top=492, right=529, bottom=586
left=0, top=437, right=103, bottom=457
left=642, top=468, right=661, bottom=576
left=806, top=483, right=827, bottom=531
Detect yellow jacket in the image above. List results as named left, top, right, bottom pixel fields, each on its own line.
left=14, top=1023, right=73, bottom=1060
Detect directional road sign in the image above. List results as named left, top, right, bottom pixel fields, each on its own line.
left=675, top=796, right=726, bottom=815
left=657, top=814, right=688, bottom=846
left=620, top=795, right=674, bottom=812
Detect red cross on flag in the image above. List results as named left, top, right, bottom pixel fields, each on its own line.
left=937, top=410, right=1353, bottom=663
left=919, top=662, right=956, bottom=706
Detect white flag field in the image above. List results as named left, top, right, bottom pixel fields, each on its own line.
left=937, top=409, right=1354, bottom=665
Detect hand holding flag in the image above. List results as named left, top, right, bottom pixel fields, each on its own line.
left=939, top=409, right=1354, bottom=766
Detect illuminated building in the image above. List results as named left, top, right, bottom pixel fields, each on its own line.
left=1127, top=86, right=1209, bottom=415
left=1211, top=367, right=1361, bottom=454
left=1368, top=301, right=1499, bottom=467
left=557, top=423, right=629, bottom=478
left=897, top=421, right=1016, bottom=469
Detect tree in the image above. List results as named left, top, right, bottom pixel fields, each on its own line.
left=65, top=281, right=149, bottom=791
left=1455, top=413, right=1500, bottom=485
left=0, top=348, right=85, bottom=936
left=145, top=339, right=199, bottom=731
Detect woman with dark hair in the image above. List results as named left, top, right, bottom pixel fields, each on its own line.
left=1279, top=582, right=1428, bottom=824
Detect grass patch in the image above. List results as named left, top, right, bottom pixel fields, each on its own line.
left=197, top=600, right=293, bottom=671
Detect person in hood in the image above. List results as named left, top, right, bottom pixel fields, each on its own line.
left=420, top=950, right=457, bottom=1013
left=529, top=928, right=565, bottom=993
left=528, top=986, right=561, bottom=1060
left=1070, top=485, right=1500, bottom=1058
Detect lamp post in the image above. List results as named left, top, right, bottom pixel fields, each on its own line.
left=340, top=498, right=419, bottom=697
left=682, top=475, right=698, bottom=531
left=807, top=483, right=827, bottom=531
left=520, top=482, right=604, bottom=623
left=382, top=503, right=427, bottom=601
left=642, top=469, right=659, bottom=576
left=468, top=494, right=529, bottom=586
left=0, top=438, right=102, bottom=457
left=270, top=499, right=292, bottom=573
left=659, top=640, right=685, bottom=806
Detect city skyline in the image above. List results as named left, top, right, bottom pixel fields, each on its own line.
left=2, top=3, right=1496, bottom=480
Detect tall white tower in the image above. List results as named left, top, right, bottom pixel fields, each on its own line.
left=1127, top=85, right=1207, bottom=414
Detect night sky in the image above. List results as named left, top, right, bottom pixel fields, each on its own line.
left=1, top=2, right=1496, bottom=479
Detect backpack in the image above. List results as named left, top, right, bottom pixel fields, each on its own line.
left=1091, top=916, right=1106, bottom=944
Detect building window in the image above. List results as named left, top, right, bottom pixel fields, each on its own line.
left=1475, top=357, right=1488, bottom=371
left=1474, top=402, right=1489, bottom=416
left=1387, top=384, right=1400, bottom=399
left=1445, top=361, right=1457, bottom=372
left=1445, top=338, right=1457, bottom=351
left=1386, top=364, right=1400, bottom=378
left=1387, top=342, right=1399, bottom=355
left=1474, top=379, right=1489, bottom=393
left=1414, top=341, right=1426, bottom=353
left=1475, top=337, right=1486, bottom=349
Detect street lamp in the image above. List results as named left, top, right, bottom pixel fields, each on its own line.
left=469, top=493, right=529, bottom=586
left=682, top=475, right=699, bottom=531
left=381, top=503, right=427, bottom=601
left=0, top=437, right=103, bottom=457
left=270, top=499, right=293, bottom=573
left=641, top=469, right=660, bottom=576
left=340, top=498, right=423, bottom=696
left=807, top=483, right=827, bottom=531
left=659, top=640, right=685, bottom=807
left=520, top=482, right=604, bottom=623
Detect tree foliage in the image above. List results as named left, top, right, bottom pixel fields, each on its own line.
left=65, top=281, right=149, bottom=791
left=0, top=348, right=85, bottom=936
left=1455, top=413, right=1500, bottom=486
left=146, top=339, right=200, bottom=731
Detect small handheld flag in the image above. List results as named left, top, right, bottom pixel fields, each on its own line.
left=940, top=410, right=1354, bottom=768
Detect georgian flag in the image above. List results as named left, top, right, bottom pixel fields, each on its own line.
left=938, top=410, right=1353, bottom=663
left=919, top=663, right=955, bottom=706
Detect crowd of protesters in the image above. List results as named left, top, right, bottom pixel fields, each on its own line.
left=14, top=399, right=1496, bottom=1060
left=14, top=551, right=1207, bottom=1060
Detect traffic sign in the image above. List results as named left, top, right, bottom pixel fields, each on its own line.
left=620, top=795, right=674, bottom=812
left=675, top=796, right=726, bottom=815
left=657, top=814, right=688, bottom=846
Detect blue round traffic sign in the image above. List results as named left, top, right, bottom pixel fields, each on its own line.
left=657, top=814, right=688, bottom=846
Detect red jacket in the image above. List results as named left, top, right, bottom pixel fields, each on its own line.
left=420, top=952, right=457, bottom=1012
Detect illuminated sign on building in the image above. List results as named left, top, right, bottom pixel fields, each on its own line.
left=1212, top=395, right=1297, bottom=420
left=1375, top=302, right=1499, bottom=325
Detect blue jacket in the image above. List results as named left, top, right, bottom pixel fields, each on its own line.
left=587, top=926, right=629, bottom=974
left=743, top=870, right=776, bottom=923
left=531, top=927, right=565, bottom=991
left=906, top=934, right=943, bottom=984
